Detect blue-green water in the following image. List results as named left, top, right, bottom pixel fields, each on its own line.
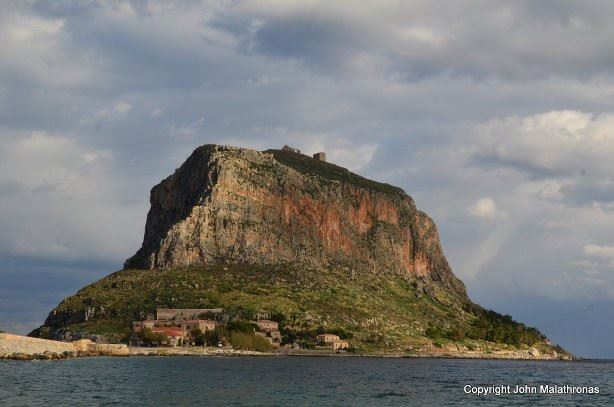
left=0, top=357, right=612, bottom=406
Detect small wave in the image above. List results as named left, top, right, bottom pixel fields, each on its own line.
left=373, top=392, right=407, bottom=399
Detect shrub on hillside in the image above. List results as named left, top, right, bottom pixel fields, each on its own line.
left=228, top=332, right=273, bottom=352
left=139, top=328, right=168, bottom=346
left=465, top=306, right=544, bottom=346
left=425, top=326, right=443, bottom=339
left=445, top=328, right=466, bottom=341
left=205, top=328, right=226, bottom=346
left=226, top=320, right=258, bottom=333
left=191, top=329, right=206, bottom=346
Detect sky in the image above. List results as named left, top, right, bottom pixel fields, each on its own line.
left=1, top=0, right=614, bottom=358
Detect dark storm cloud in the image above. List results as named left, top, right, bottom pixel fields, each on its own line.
left=218, top=0, right=614, bottom=80
left=0, top=256, right=115, bottom=334
left=230, top=14, right=364, bottom=73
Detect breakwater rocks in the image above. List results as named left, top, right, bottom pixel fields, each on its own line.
left=405, top=348, right=573, bottom=360
left=0, top=333, right=129, bottom=360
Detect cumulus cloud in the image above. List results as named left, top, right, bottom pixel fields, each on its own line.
left=584, top=244, right=614, bottom=259
left=472, top=111, right=614, bottom=178
left=114, top=101, right=132, bottom=114
left=463, top=110, right=614, bottom=213
left=468, top=197, right=498, bottom=220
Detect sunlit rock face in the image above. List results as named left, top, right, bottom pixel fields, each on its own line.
left=124, top=144, right=466, bottom=297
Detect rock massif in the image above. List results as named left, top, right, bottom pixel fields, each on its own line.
left=125, top=145, right=465, bottom=297
left=32, top=144, right=568, bottom=357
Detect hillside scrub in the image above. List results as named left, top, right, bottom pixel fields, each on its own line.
left=31, top=263, right=560, bottom=354
left=229, top=332, right=273, bottom=352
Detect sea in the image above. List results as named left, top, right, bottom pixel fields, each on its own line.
left=1, top=357, right=612, bottom=406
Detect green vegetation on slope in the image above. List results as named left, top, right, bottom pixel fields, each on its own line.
left=425, top=306, right=543, bottom=347
left=35, top=263, right=557, bottom=354
left=136, top=328, right=168, bottom=346
left=266, top=149, right=406, bottom=197
left=228, top=332, right=273, bottom=352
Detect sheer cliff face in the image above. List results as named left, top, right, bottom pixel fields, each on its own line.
left=125, top=145, right=467, bottom=297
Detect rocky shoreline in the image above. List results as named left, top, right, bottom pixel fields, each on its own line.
left=1, top=333, right=573, bottom=361
left=129, top=347, right=572, bottom=360
left=0, top=333, right=129, bottom=360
